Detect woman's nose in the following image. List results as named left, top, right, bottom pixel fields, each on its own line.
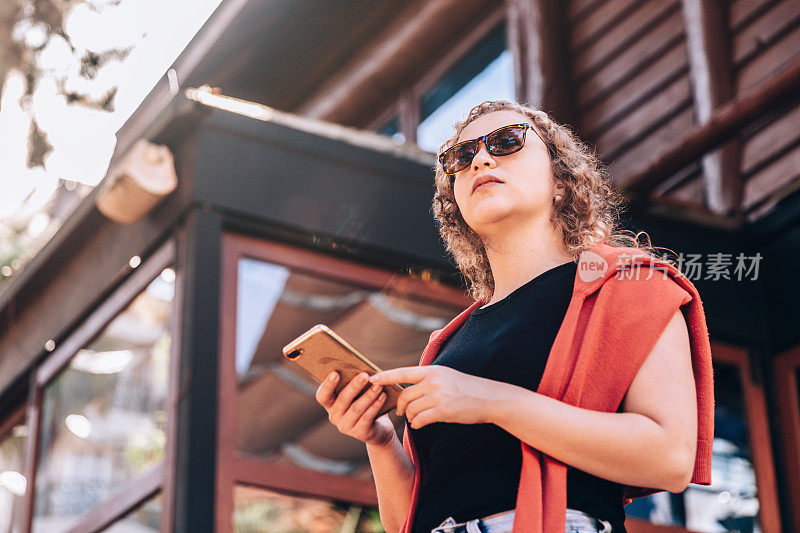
left=472, top=141, right=496, bottom=170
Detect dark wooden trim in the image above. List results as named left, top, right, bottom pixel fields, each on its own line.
left=0, top=403, right=25, bottom=441
left=681, top=0, right=743, bottom=217
left=64, top=465, right=163, bottom=533
left=506, top=0, right=525, bottom=103
left=296, top=0, right=493, bottom=123
left=398, top=91, right=418, bottom=145
left=0, top=403, right=27, bottom=533
left=224, top=231, right=470, bottom=308
left=216, top=227, right=239, bottom=533
left=21, top=379, right=41, bottom=532
left=711, top=342, right=782, bottom=533
left=366, top=102, right=400, bottom=133
left=409, top=5, right=507, bottom=111
left=774, top=344, right=800, bottom=533
left=34, top=239, right=176, bottom=387
left=234, top=459, right=378, bottom=507
left=511, top=0, right=575, bottom=124
left=508, top=0, right=546, bottom=111
left=632, top=192, right=743, bottom=231
left=173, top=208, right=223, bottom=533
left=161, top=229, right=185, bottom=533
left=216, top=230, right=471, bottom=531
left=623, top=57, right=800, bottom=211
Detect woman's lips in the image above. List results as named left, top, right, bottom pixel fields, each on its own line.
left=473, top=181, right=501, bottom=193
left=471, top=174, right=505, bottom=193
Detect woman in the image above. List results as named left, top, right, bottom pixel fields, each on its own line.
left=315, top=100, right=708, bottom=533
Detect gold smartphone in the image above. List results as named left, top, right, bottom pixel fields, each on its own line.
left=282, top=324, right=404, bottom=417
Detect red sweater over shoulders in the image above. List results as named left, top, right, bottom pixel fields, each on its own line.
left=399, top=243, right=714, bottom=533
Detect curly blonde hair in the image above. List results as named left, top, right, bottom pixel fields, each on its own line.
left=431, top=99, right=671, bottom=302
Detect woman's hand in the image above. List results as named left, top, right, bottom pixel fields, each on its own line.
left=316, top=371, right=397, bottom=447
left=369, top=366, right=506, bottom=429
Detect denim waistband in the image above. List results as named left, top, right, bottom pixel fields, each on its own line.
left=431, top=507, right=612, bottom=533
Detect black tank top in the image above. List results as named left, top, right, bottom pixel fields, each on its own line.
left=407, top=260, right=627, bottom=533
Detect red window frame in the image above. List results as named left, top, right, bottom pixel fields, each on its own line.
left=18, top=238, right=180, bottom=533
left=215, top=231, right=470, bottom=532
left=774, top=343, right=800, bottom=532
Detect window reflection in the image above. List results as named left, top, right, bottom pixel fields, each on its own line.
left=0, top=413, right=27, bottom=533
left=376, top=116, right=405, bottom=144
left=233, top=484, right=384, bottom=533
left=32, top=269, right=174, bottom=533
left=235, top=257, right=461, bottom=480
left=101, top=493, right=161, bottom=532
left=625, top=360, right=761, bottom=532
left=416, top=22, right=515, bottom=153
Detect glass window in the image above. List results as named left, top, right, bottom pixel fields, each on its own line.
left=233, top=484, right=383, bottom=533
left=101, top=493, right=161, bottom=532
left=234, top=256, right=462, bottom=482
left=624, top=360, right=761, bottom=532
left=416, top=22, right=515, bottom=154
left=32, top=269, right=175, bottom=533
left=376, top=116, right=405, bottom=144
left=0, top=412, right=28, bottom=533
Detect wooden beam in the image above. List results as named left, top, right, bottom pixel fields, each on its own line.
left=398, top=91, right=417, bottom=145
left=173, top=209, right=223, bottom=533
left=623, top=57, right=800, bottom=204
left=509, top=0, right=576, bottom=124
left=295, top=0, right=489, bottom=125
left=506, top=0, right=526, bottom=103
left=682, top=0, right=744, bottom=217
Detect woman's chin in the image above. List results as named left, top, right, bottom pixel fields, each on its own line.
left=466, top=202, right=515, bottom=227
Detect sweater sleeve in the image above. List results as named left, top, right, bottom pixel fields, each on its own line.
left=578, top=265, right=693, bottom=411
left=588, top=266, right=705, bottom=504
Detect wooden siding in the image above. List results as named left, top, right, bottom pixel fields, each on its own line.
left=567, top=0, right=800, bottom=221
left=567, top=0, right=698, bottom=202
left=732, top=0, right=800, bottom=219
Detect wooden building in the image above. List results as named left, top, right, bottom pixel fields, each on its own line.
left=0, top=0, right=799, bottom=531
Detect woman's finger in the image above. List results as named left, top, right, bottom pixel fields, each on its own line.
left=340, top=382, right=383, bottom=428
left=329, top=372, right=371, bottom=419
left=396, top=382, right=429, bottom=417
left=353, top=392, right=387, bottom=434
left=315, top=371, right=339, bottom=409
left=408, top=406, right=438, bottom=429
left=404, top=394, right=439, bottom=423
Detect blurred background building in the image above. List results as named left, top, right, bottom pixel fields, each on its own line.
left=1, top=0, right=799, bottom=532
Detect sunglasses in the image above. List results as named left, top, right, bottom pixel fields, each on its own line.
left=438, top=123, right=547, bottom=175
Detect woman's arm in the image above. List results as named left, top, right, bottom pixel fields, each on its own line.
left=365, top=432, right=415, bottom=533
left=315, top=372, right=414, bottom=533
left=486, top=309, right=697, bottom=492
left=369, top=309, right=697, bottom=493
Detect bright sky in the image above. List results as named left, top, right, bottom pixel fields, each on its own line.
left=0, top=0, right=224, bottom=225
